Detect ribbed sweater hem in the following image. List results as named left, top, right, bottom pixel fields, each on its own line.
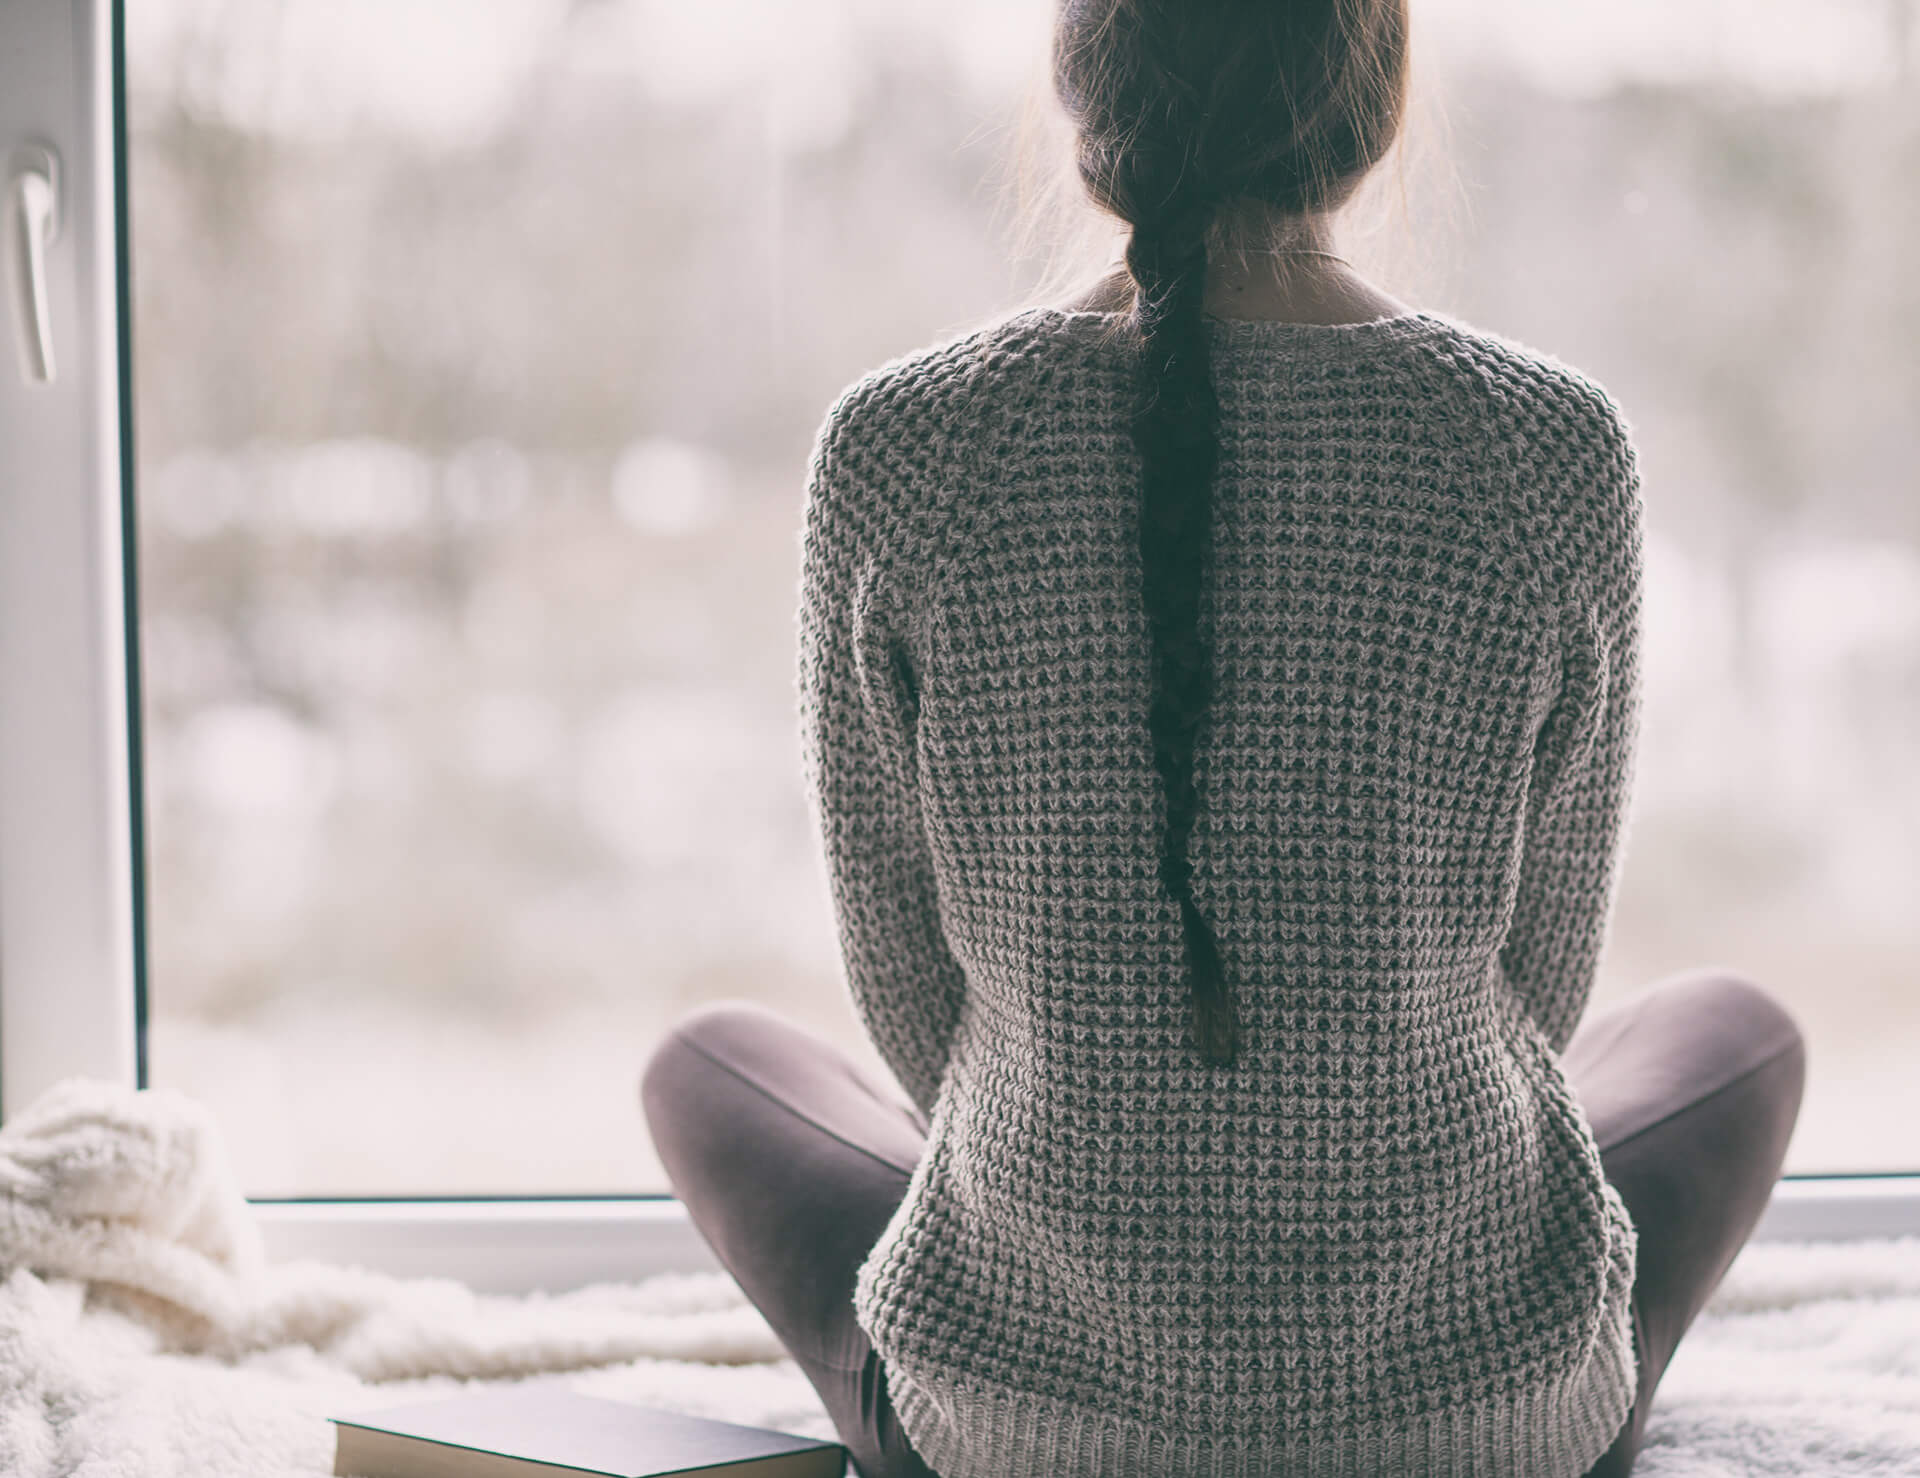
left=880, top=1264, right=1638, bottom=1478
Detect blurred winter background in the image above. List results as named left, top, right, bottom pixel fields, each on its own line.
left=128, top=0, right=1920, bottom=1194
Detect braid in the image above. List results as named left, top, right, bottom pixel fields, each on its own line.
left=1126, top=203, right=1240, bottom=1066
left=1052, top=0, right=1412, bottom=1068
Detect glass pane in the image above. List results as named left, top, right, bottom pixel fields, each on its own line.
left=130, top=0, right=1918, bottom=1194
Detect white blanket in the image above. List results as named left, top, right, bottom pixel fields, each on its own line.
left=0, top=1078, right=1915, bottom=1476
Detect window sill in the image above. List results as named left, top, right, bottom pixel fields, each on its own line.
left=251, top=1195, right=722, bottom=1294
left=250, top=1175, right=1920, bottom=1296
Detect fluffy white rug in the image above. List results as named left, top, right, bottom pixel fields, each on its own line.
left=0, top=1079, right=1915, bottom=1477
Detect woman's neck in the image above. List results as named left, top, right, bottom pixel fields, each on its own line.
left=1053, top=217, right=1414, bottom=326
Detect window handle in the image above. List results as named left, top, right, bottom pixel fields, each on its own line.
left=6, top=145, right=60, bottom=385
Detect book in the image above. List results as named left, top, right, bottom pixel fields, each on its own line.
left=330, top=1381, right=846, bottom=1478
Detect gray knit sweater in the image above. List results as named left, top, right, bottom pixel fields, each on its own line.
left=795, top=303, right=1644, bottom=1478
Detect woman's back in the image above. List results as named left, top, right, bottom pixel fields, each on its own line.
left=796, top=302, right=1645, bottom=1478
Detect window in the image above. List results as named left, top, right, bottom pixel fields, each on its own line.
left=3, top=0, right=1915, bottom=1251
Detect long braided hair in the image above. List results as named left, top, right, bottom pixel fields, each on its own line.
left=1051, top=0, right=1411, bottom=1065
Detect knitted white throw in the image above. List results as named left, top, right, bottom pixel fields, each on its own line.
left=0, top=1077, right=1914, bottom=1476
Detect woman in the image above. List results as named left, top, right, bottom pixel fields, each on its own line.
left=640, top=3, right=1807, bottom=1475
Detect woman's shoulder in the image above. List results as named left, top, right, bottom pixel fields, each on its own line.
left=1405, top=311, right=1638, bottom=470
left=1405, top=314, right=1644, bottom=608
left=811, top=307, right=1070, bottom=454
left=802, top=310, right=1063, bottom=576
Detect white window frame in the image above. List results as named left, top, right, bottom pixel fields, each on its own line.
left=0, top=0, right=1913, bottom=1298
left=1, top=0, right=143, bottom=1113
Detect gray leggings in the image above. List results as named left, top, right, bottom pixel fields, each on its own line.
left=640, top=968, right=1806, bottom=1478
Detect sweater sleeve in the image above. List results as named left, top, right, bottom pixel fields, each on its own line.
left=795, top=389, right=969, bottom=1120
left=1498, top=412, right=1646, bottom=1058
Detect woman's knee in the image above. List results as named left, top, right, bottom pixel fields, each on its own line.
left=1660, top=967, right=1808, bottom=1071
left=642, top=999, right=781, bottom=1090
left=1574, top=967, right=1808, bottom=1157
left=640, top=1001, right=763, bottom=1134
left=1602, top=970, right=1809, bottom=1201
left=1635, top=959, right=1797, bottom=1067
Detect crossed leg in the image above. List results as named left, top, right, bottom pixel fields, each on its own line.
left=641, top=968, right=1806, bottom=1478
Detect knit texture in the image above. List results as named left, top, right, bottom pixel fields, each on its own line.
left=794, top=304, right=1646, bottom=1478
